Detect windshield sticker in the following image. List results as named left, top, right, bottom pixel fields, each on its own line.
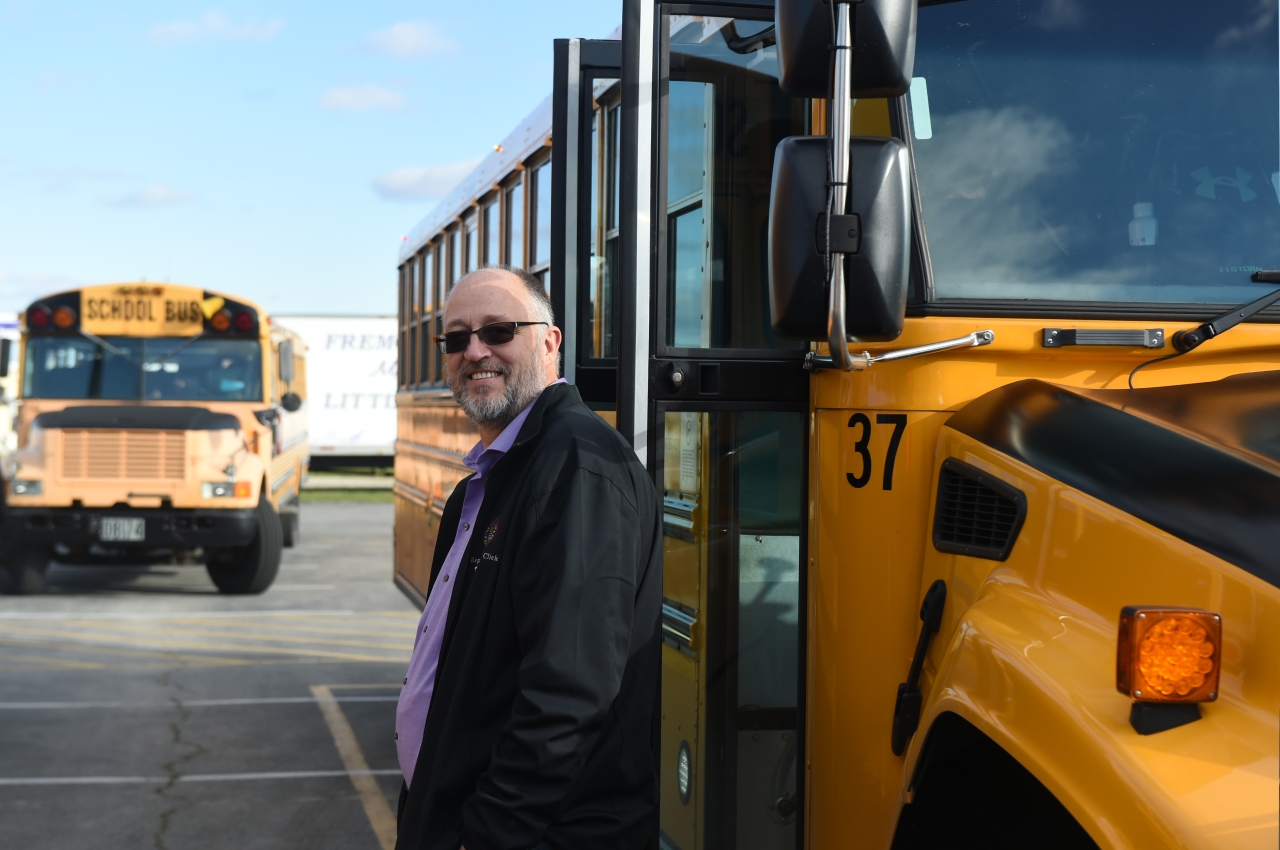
left=909, top=77, right=932, bottom=140
left=1192, top=167, right=1258, bottom=202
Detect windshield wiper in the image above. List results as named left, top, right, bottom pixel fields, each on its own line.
left=1171, top=271, right=1280, bottom=351
left=146, top=333, right=206, bottom=368
left=78, top=329, right=140, bottom=366
left=1129, top=270, right=1280, bottom=388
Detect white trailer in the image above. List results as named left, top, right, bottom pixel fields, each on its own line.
left=0, top=314, right=19, bottom=453
left=273, top=315, right=397, bottom=462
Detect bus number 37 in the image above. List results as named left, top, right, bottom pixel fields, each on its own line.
left=847, top=413, right=908, bottom=491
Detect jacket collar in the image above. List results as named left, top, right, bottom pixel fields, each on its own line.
left=512, top=381, right=579, bottom=449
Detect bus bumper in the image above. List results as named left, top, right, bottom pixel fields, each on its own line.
left=2, top=507, right=259, bottom=550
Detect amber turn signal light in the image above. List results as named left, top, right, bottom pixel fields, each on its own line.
left=211, top=309, right=233, bottom=331
left=53, top=306, right=76, bottom=328
left=1117, top=607, right=1220, bottom=703
left=233, top=481, right=251, bottom=498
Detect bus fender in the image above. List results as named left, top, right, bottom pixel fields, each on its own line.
left=905, top=580, right=1245, bottom=850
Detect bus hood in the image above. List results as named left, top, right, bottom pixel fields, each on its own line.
left=946, top=371, right=1280, bottom=590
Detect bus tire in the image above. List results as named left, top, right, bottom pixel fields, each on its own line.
left=0, top=549, right=49, bottom=595
left=281, top=510, right=300, bottom=548
left=205, top=497, right=283, bottom=594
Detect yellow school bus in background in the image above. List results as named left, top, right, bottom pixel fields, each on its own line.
left=395, top=1, right=1279, bottom=847
left=0, top=283, right=308, bottom=595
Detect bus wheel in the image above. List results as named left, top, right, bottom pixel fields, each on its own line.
left=0, top=549, right=49, bottom=595
left=206, top=497, right=283, bottom=594
left=281, top=510, right=300, bottom=548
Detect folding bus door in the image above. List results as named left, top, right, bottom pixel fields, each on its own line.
left=552, top=37, right=624, bottom=417
left=618, top=6, right=813, bottom=850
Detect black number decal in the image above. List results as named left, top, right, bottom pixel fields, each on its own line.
left=876, top=413, right=908, bottom=490
left=847, top=413, right=872, bottom=488
left=847, top=413, right=909, bottom=490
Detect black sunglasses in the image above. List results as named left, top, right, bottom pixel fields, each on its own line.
left=435, top=321, right=548, bottom=354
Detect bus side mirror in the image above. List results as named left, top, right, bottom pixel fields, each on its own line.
left=768, top=135, right=911, bottom=341
left=280, top=392, right=302, bottom=413
left=0, top=339, right=10, bottom=378
left=278, top=340, right=295, bottom=384
left=777, top=0, right=917, bottom=98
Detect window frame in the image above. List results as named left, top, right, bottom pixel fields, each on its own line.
left=504, top=175, right=526, bottom=270
left=527, top=150, right=553, bottom=287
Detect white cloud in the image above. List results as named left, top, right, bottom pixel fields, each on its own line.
left=1214, top=0, right=1278, bottom=49
left=372, top=159, right=483, bottom=201
left=107, top=184, right=197, bottom=208
left=916, top=107, right=1147, bottom=298
left=319, top=85, right=405, bottom=112
left=1035, top=0, right=1086, bottom=30
left=365, top=20, right=458, bottom=59
left=148, top=11, right=283, bottom=45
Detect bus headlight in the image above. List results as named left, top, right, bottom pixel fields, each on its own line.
left=203, top=481, right=252, bottom=499
left=11, top=480, right=42, bottom=496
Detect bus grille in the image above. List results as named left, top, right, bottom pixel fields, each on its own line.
left=61, top=430, right=187, bottom=480
left=932, top=459, right=1026, bottom=561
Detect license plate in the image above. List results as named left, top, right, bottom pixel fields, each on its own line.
left=99, top=517, right=145, bottom=542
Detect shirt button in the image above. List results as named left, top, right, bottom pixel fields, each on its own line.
left=402, top=677, right=407, bottom=685
left=395, top=732, right=399, bottom=741
left=422, top=625, right=428, bottom=633
left=463, top=522, right=470, bottom=531
left=443, top=575, right=449, bottom=582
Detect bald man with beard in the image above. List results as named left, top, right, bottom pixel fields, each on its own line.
left=393, top=267, right=662, bottom=850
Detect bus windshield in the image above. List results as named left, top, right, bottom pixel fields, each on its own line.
left=23, top=336, right=264, bottom=402
left=911, top=0, right=1280, bottom=304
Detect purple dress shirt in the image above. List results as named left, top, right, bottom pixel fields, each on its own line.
left=395, top=380, right=565, bottom=787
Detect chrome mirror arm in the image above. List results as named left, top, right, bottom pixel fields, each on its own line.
left=805, top=330, right=995, bottom=372
left=825, top=1, right=856, bottom=371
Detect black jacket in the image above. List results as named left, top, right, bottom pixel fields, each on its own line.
left=395, top=383, right=662, bottom=850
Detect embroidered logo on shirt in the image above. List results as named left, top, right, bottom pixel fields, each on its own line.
left=483, top=517, right=500, bottom=547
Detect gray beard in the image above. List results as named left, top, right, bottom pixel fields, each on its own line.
left=449, top=353, right=546, bottom=432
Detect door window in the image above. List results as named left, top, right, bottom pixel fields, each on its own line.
left=662, top=17, right=807, bottom=351
left=660, top=409, right=804, bottom=850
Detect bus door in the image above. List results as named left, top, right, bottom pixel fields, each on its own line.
left=551, top=37, right=623, bottom=416
left=618, top=7, right=812, bottom=849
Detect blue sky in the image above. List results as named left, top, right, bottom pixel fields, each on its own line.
left=0, top=1, right=619, bottom=315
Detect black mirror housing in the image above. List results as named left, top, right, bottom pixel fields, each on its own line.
left=280, top=392, right=302, bottom=413
left=768, top=135, right=911, bottom=342
left=278, top=340, right=295, bottom=384
left=777, top=0, right=917, bottom=99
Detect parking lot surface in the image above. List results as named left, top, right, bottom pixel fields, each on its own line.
left=0, top=501, right=416, bottom=850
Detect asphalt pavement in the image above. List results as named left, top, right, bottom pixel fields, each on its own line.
left=0, top=501, right=418, bottom=850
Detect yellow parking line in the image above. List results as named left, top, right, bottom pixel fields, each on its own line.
left=0, top=654, right=108, bottom=670
left=0, top=636, right=251, bottom=666
left=311, top=684, right=398, bottom=850
left=23, top=619, right=413, bottom=653
left=147, top=618, right=414, bottom=639
left=0, top=625, right=407, bottom=664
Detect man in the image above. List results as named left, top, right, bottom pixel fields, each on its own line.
left=394, top=267, right=662, bottom=850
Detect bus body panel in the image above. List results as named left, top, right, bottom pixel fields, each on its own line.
left=807, top=314, right=1280, bottom=849
left=909, top=429, right=1280, bottom=850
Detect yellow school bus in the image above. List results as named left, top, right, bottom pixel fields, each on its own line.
left=1, top=283, right=308, bottom=595
left=395, top=2, right=1278, bottom=847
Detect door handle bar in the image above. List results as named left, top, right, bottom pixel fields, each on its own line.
left=805, top=330, right=995, bottom=372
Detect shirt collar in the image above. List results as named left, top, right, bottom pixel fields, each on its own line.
left=463, top=378, right=567, bottom=475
